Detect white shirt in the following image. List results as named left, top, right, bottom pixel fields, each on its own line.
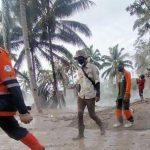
left=77, top=63, right=100, bottom=99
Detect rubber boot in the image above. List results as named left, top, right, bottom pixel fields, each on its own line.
left=20, top=132, right=45, bottom=150
left=73, top=126, right=85, bottom=140
left=140, top=96, right=144, bottom=101
left=99, top=122, right=105, bottom=135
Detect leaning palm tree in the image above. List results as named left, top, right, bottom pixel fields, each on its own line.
left=101, top=44, right=133, bottom=79
left=19, top=0, right=42, bottom=112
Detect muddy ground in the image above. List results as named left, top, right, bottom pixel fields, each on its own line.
left=0, top=99, right=150, bottom=150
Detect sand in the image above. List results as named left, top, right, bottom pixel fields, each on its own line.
left=0, top=99, right=150, bottom=150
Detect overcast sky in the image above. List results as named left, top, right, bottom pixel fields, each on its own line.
left=68, top=0, right=138, bottom=56
left=0, top=0, right=137, bottom=56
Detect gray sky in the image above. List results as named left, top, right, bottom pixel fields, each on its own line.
left=0, top=0, right=137, bottom=56
left=68, top=0, right=137, bottom=56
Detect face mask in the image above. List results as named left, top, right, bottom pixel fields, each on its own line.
left=77, top=57, right=85, bottom=65
left=118, top=65, right=124, bottom=72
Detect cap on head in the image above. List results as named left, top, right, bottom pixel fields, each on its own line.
left=74, top=50, right=88, bottom=60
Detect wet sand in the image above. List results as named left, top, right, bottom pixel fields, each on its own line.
left=0, top=99, right=150, bottom=150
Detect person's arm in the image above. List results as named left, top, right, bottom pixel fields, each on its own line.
left=92, top=65, right=100, bottom=97
left=124, top=71, right=131, bottom=99
left=3, top=78, right=28, bottom=114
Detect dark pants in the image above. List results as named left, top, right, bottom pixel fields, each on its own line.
left=77, top=97, right=102, bottom=129
left=116, top=99, right=134, bottom=122
left=0, top=116, right=28, bottom=140
left=139, top=89, right=143, bottom=97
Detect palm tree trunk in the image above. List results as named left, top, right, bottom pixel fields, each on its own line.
left=31, top=50, right=36, bottom=81
left=19, top=0, right=42, bottom=113
left=2, top=0, right=11, bottom=53
left=47, top=28, right=59, bottom=108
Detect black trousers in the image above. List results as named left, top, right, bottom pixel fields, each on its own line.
left=139, top=89, right=143, bottom=97
left=0, top=116, right=28, bottom=140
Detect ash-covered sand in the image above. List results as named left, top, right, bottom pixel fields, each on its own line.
left=0, top=99, right=150, bottom=150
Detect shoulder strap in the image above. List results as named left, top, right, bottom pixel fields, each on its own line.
left=81, top=67, right=95, bottom=87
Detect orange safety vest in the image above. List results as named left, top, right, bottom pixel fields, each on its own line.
left=0, top=47, right=16, bottom=116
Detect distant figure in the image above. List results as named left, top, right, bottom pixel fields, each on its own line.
left=0, top=48, right=44, bottom=150
left=114, top=62, right=134, bottom=128
left=73, top=50, right=105, bottom=140
left=136, top=74, right=145, bottom=101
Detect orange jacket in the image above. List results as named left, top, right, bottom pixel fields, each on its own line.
left=117, top=69, right=131, bottom=99
left=0, top=48, right=28, bottom=116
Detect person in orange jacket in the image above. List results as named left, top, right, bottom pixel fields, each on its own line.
left=114, top=62, right=134, bottom=128
left=0, top=48, right=44, bottom=150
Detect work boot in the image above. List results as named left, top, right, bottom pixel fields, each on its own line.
left=73, top=126, right=85, bottom=140
left=140, top=96, right=144, bottom=101
left=100, top=123, right=105, bottom=135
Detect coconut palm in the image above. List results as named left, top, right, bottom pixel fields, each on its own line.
left=17, top=71, right=30, bottom=91
left=126, top=0, right=150, bottom=38
left=134, top=40, right=150, bottom=73
left=19, top=0, right=42, bottom=112
left=83, top=45, right=103, bottom=69
left=101, top=44, right=133, bottom=79
left=33, top=0, right=94, bottom=105
left=1, top=0, right=94, bottom=108
left=8, top=0, right=93, bottom=107
left=37, top=64, right=69, bottom=108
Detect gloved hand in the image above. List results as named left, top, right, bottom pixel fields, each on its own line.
left=95, top=96, right=100, bottom=102
left=19, top=113, right=33, bottom=124
left=124, top=94, right=130, bottom=102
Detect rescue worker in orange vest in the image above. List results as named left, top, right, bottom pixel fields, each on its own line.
left=114, top=62, right=134, bottom=128
left=0, top=48, right=44, bottom=150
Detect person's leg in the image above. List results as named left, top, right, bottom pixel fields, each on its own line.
left=86, top=98, right=105, bottom=135
left=114, top=99, right=123, bottom=127
left=73, top=97, right=86, bottom=140
left=123, top=100, right=134, bottom=127
left=139, top=90, right=144, bottom=101
left=0, top=116, right=44, bottom=150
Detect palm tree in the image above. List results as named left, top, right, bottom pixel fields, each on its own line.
left=8, top=0, right=94, bottom=107
left=101, top=44, right=133, bottom=79
left=83, top=45, right=103, bottom=69
left=2, top=0, right=11, bottom=52
left=19, top=0, right=42, bottom=112
left=1, top=0, right=94, bottom=108
left=126, top=0, right=150, bottom=38
left=17, top=71, right=30, bottom=92
left=134, top=40, right=150, bottom=73
left=34, top=0, right=94, bottom=106
left=37, top=64, right=69, bottom=108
